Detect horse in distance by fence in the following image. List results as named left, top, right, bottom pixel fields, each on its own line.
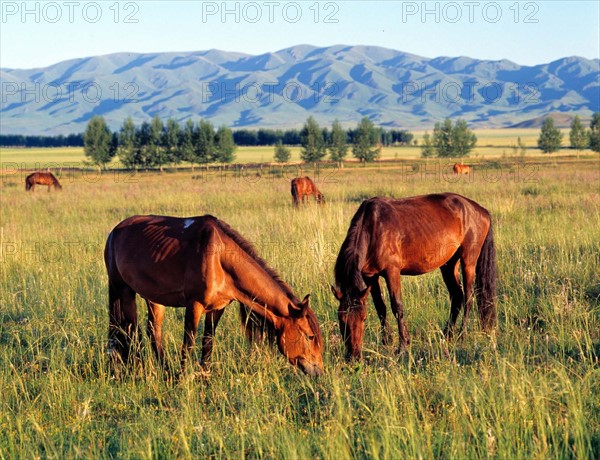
left=104, top=214, right=324, bottom=376
left=331, top=193, right=497, bottom=360
left=25, top=171, right=62, bottom=191
left=291, top=176, right=325, bottom=207
left=453, top=163, right=471, bottom=175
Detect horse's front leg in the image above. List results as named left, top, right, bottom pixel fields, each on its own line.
left=384, top=269, right=410, bottom=349
left=145, top=299, right=173, bottom=376
left=367, top=276, right=393, bottom=345
left=181, top=301, right=204, bottom=373
left=200, top=308, right=225, bottom=370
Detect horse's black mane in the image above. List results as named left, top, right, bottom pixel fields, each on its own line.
left=334, top=200, right=371, bottom=292
left=208, top=215, right=322, bottom=346
left=208, top=215, right=298, bottom=303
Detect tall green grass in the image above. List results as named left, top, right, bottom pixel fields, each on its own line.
left=0, top=158, right=598, bottom=458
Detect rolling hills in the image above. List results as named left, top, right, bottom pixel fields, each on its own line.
left=1, top=44, right=598, bottom=135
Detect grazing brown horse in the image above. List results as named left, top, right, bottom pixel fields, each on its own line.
left=25, top=171, right=62, bottom=191
left=453, top=163, right=471, bottom=175
left=331, top=193, right=496, bottom=360
left=104, top=214, right=324, bottom=376
left=291, top=176, right=324, bottom=206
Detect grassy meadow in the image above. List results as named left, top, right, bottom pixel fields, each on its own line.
left=0, top=149, right=599, bottom=458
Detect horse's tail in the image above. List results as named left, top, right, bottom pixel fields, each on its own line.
left=475, top=221, right=497, bottom=330
left=239, top=304, right=276, bottom=345
left=291, top=180, right=299, bottom=206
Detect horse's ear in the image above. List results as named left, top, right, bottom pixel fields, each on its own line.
left=359, top=286, right=371, bottom=302
left=288, top=296, right=309, bottom=318
left=300, top=294, right=310, bottom=315
left=331, top=285, right=343, bottom=301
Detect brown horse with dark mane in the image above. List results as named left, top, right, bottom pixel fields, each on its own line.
left=25, top=171, right=62, bottom=191
left=332, top=193, right=496, bottom=360
left=105, top=214, right=324, bottom=376
left=453, top=163, right=471, bottom=175
left=291, top=176, right=324, bottom=206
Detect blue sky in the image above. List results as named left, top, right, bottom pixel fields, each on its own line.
left=1, top=1, right=599, bottom=69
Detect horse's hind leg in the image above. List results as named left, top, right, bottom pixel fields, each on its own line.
left=383, top=269, right=410, bottom=349
left=460, top=257, right=477, bottom=334
left=200, top=308, right=225, bottom=369
left=440, top=255, right=464, bottom=337
left=367, top=276, right=393, bottom=345
left=107, top=281, right=140, bottom=364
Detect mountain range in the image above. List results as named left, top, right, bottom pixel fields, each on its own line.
left=1, top=44, right=598, bottom=135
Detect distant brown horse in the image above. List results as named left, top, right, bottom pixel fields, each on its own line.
left=332, top=193, right=496, bottom=360
left=25, top=172, right=62, bottom=191
left=105, top=214, right=324, bottom=376
left=291, top=176, right=324, bottom=206
left=453, top=163, right=471, bottom=175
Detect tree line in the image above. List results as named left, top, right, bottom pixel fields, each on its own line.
left=537, top=114, right=600, bottom=154
left=276, top=116, right=397, bottom=164
left=0, top=122, right=413, bottom=149
left=419, top=113, right=600, bottom=158
left=4, top=112, right=598, bottom=166
left=0, top=133, right=84, bottom=148
left=82, top=115, right=415, bottom=168
left=83, top=115, right=236, bottom=169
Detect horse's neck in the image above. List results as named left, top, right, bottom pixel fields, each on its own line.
left=222, top=248, right=293, bottom=316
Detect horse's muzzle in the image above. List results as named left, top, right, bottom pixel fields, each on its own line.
left=297, top=358, right=324, bottom=377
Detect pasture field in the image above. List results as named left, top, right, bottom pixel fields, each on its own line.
left=0, top=128, right=584, bottom=168
left=0, top=154, right=599, bottom=458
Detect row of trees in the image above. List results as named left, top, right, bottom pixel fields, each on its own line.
left=1, top=124, right=412, bottom=149
left=84, top=116, right=236, bottom=169
left=418, top=113, right=600, bottom=158
left=83, top=115, right=412, bottom=168
left=278, top=116, right=383, bottom=164
left=77, top=111, right=600, bottom=168
left=420, top=119, right=477, bottom=158
left=538, top=114, right=600, bottom=153
left=0, top=133, right=84, bottom=147
left=235, top=126, right=413, bottom=147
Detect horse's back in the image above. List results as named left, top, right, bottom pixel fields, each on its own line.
left=453, top=163, right=471, bottom=174
left=25, top=171, right=61, bottom=188
left=296, top=176, right=317, bottom=192
left=108, top=214, right=219, bottom=258
left=105, top=215, right=222, bottom=304
left=355, top=193, right=491, bottom=268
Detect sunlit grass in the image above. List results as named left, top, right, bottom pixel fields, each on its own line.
left=0, top=156, right=598, bottom=458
